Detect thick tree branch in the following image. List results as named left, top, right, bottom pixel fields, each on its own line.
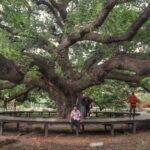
left=57, top=0, right=118, bottom=47
left=36, top=0, right=64, bottom=28
left=82, top=50, right=102, bottom=73
left=0, top=54, right=25, bottom=83
left=49, top=0, right=68, bottom=20
left=70, top=54, right=150, bottom=92
left=0, top=82, right=16, bottom=90
left=56, top=48, right=81, bottom=80
left=83, top=3, right=150, bottom=43
left=106, top=70, right=150, bottom=92
left=1, top=77, right=46, bottom=102
left=107, top=70, right=139, bottom=81
left=7, top=86, right=35, bottom=102
left=53, top=0, right=130, bottom=65
left=26, top=53, right=72, bottom=94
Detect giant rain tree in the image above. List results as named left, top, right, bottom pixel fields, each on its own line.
left=0, top=0, right=150, bottom=118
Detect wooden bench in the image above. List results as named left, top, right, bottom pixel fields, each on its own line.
left=0, top=111, right=58, bottom=118
left=0, top=111, right=140, bottom=119
left=93, top=111, right=140, bottom=118
left=0, top=114, right=149, bottom=137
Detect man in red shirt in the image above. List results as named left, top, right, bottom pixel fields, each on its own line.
left=128, top=92, right=138, bottom=119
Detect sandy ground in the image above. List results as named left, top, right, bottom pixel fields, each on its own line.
left=0, top=123, right=150, bottom=150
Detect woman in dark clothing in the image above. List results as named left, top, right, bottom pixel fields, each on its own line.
left=76, top=94, right=87, bottom=118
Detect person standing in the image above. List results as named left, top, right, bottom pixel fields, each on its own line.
left=128, top=92, right=138, bottom=119
left=13, top=99, right=17, bottom=111
left=70, top=105, right=82, bottom=135
left=3, top=99, right=8, bottom=111
left=77, top=94, right=87, bottom=118
left=86, top=97, right=93, bottom=117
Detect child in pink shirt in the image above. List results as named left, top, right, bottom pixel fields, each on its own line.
left=70, top=105, right=82, bottom=135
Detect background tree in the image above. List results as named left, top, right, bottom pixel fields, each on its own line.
left=85, top=80, right=130, bottom=111
left=0, top=0, right=150, bottom=118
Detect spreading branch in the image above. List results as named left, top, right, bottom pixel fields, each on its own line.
left=49, top=0, right=68, bottom=20
left=7, top=86, right=35, bottom=102
left=56, top=0, right=119, bottom=48
left=106, top=70, right=150, bottom=92
left=50, top=0, right=123, bottom=80
left=83, top=3, right=150, bottom=43
left=0, top=82, right=16, bottom=90
left=70, top=54, right=150, bottom=92
left=36, top=0, right=64, bottom=28
left=82, top=50, right=102, bottom=73
left=0, top=54, right=25, bottom=83
left=26, top=53, right=72, bottom=94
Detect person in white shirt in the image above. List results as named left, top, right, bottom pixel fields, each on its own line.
left=70, top=105, right=82, bottom=135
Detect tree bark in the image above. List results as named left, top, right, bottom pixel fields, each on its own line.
left=45, top=81, right=77, bottom=118
left=0, top=55, right=24, bottom=83
left=57, top=95, right=77, bottom=118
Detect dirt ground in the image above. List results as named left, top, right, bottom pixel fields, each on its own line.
left=0, top=123, right=150, bottom=150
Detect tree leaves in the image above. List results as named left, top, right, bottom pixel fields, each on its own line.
left=85, top=80, right=130, bottom=110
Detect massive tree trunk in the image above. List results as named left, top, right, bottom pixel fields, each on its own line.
left=44, top=80, right=77, bottom=118
left=51, top=93, right=77, bottom=118
left=57, top=94, right=77, bottom=118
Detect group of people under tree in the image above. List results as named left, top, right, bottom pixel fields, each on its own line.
left=1, top=99, right=17, bottom=111
left=1, top=92, right=138, bottom=118
left=70, top=92, right=138, bottom=134
left=70, top=93, right=93, bottom=135
left=0, top=92, right=139, bottom=135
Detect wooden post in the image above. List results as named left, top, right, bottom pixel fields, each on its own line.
left=81, top=124, right=85, bottom=132
left=70, top=123, right=73, bottom=132
left=19, top=112, right=21, bottom=117
left=75, top=127, right=79, bottom=136
left=104, top=124, right=107, bottom=131
left=16, top=122, right=20, bottom=131
left=110, top=124, right=114, bottom=136
left=44, top=123, right=48, bottom=137
left=27, top=122, right=32, bottom=132
left=132, top=122, right=136, bottom=134
left=0, top=122, right=4, bottom=135
left=109, top=113, right=111, bottom=118
left=96, top=110, right=98, bottom=117
left=29, top=112, right=31, bottom=117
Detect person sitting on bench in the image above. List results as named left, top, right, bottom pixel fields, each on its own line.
left=70, top=105, right=82, bottom=135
